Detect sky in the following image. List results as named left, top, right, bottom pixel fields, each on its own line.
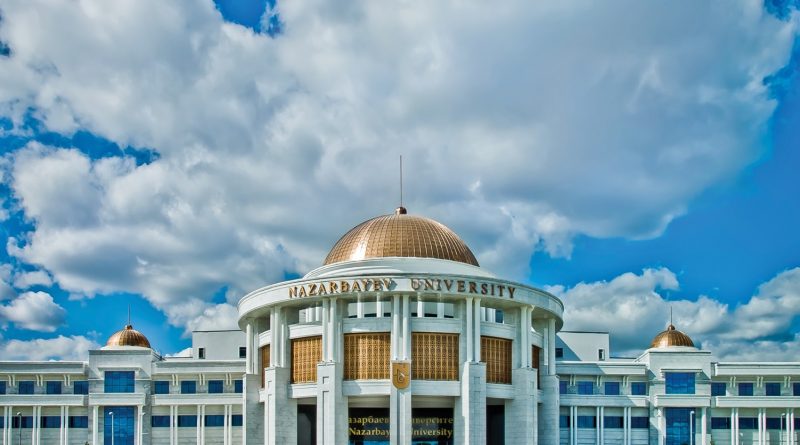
left=0, top=0, right=798, bottom=361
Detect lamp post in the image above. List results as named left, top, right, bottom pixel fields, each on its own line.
left=16, top=412, right=21, bottom=445
left=110, top=411, right=115, bottom=445
left=781, top=413, right=787, bottom=445
left=690, top=410, right=695, bottom=445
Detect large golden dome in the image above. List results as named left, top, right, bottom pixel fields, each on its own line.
left=106, top=324, right=151, bottom=348
left=324, top=207, right=479, bottom=266
left=650, top=324, right=695, bottom=349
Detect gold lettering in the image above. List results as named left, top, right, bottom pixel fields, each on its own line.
left=469, top=281, right=477, bottom=293
left=329, top=281, right=338, bottom=293
left=341, top=281, right=350, bottom=293
left=373, top=279, right=383, bottom=291
left=308, top=284, right=317, bottom=296
left=508, top=286, right=516, bottom=298
left=481, top=283, right=488, bottom=295
left=497, top=285, right=504, bottom=297
left=411, top=279, right=421, bottom=290
left=289, top=287, right=297, bottom=298
left=352, top=281, right=362, bottom=292
left=361, top=279, right=371, bottom=291
left=298, top=286, right=307, bottom=297
left=382, top=278, right=393, bottom=290
left=318, top=283, right=327, bottom=295
left=443, top=279, right=453, bottom=291
left=457, top=280, right=466, bottom=292
left=424, top=279, right=434, bottom=291
left=490, top=283, right=495, bottom=296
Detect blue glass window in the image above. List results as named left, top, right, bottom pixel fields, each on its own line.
left=12, top=416, right=33, bottom=428
left=711, top=418, right=731, bottom=429
left=0, top=381, right=6, bottom=394
left=239, top=346, right=247, bottom=358
left=738, top=383, right=754, bottom=396
left=559, top=381, right=568, bottom=394
left=577, top=381, right=593, bottom=395
left=231, top=415, right=243, bottom=427
left=766, top=418, right=783, bottom=429
left=153, top=381, right=170, bottom=395
left=555, top=348, right=564, bottom=358
left=794, top=382, right=800, bottom=396
left=665, top=373, right=695, bottom=395
left=234, top=380, right=243, bottom=394
left=795, top=418, right=800, bottom=429
left=18, top=381, right=35, bottom=394
left=178, top=415, right=197, bottom=427
left=205, top=415, right=225, bottom=427
left=738, top=418, right=757, bottom=430
left=630, top=417, right=649, bottom=429
left=665, top=408, right=695, bottom=445
left=46, top=381, right=62, bottom=395
left=765, top=382, right=781, bottom=396
left=104, top=407, right=134, bottom=445
left=0, top=417, right=3, bottom=429
left=151, top=416, right=170, bottom=427
left=104, top=371, right=135, bottom=393
left=604, top=382, right=620, bottom=396
left=68, top=416, right=88, bottom=428
left=40, top=416, right=61, bottom=428
left=560, top=415, right=570, bottom=428
left=604, top=417, right=624, bottom=428
left=631, top=382, right=647, bottom=396
left=577, top=416, right=596, bottom=428
left=181, top=381, right=197, bottom=394
left=73, top=381, right=89, bottom=395
left=208, top=380, right=224, bottom=394
left=711, top=382, right=726, bottom=396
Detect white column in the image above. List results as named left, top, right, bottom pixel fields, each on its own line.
left=417, top=299, right=424, bottom=318
left=402, top=295, right=410, bottom=360
left=92, top=406, right=98, bottom=445
left=759, top=409, right=764, bottom=445
left=64, top=406, right=69, bottom=445
left=474, top=298, right=481, bottom=362
left=596, top=406, right=601, bottom=445
left=392, top=295, right=400, bottom=359
left=331, top=298, right=338, bottom=361
left=465, top=298, right=473, bottom=362
left=520, top=307, right=529, bottom=368
left=377, top=295, right=383, bottom=318
left=548, top=318, right=557, bottom=375
left=571, top=406, right=577, bottom=445
left=321, top=300, right=329, bottom=362
left=245, top=323, right=253, bottom=374
left=356, top=296, right=363, bottom=318
left=701, top=408, right=707, bottom=445
left=196, top=405, right=201, bottom=445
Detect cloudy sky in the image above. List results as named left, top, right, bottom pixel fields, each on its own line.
left=0, top=0, right=798, bottom=361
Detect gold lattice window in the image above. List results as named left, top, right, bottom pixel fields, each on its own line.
left=482, top=336, right=512, bottom=384
left=343, top=333, right=390, bottom=380
left=291, top=336, right=321, bottom=383
left=411, top=332, right=459, bottom=381
left=260, top=345, right=270, bottom=388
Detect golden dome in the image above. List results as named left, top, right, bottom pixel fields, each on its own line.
left=106, top=324, right=151, bottom=348
left=650, top=324, right=695, bottom=349
left=324, top=207, right=479, bottom=266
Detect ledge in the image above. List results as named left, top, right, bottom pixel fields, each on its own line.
left=151, top=393, right=243, bottom=406
left=88, top=392, right=146, bottom=406
left=713, top=395, right=800, bottom=408
left=0, top=394, right=87, bottom=407
left=559, top=394, right=649, bottom=407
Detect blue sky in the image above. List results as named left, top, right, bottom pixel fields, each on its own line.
left=0, top=0, right=798, bottom=360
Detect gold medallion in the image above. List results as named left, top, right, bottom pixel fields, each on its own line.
left=391, top=361, right=411, bottom=389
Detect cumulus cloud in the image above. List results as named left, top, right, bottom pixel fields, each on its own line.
left=0, top=335, right=99, bottom=361
left=12, top=269, right=53, bottom=288
left=0, top=264, right=14, bottom=301
left=0, top=0, right=796, bottom=331
left=552, top=267, right=800, bottom=360
left=166, top=347, right=193, bottom=358
left=0, top=291, right=66, bottom=332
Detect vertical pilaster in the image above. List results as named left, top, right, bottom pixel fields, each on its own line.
left=402, top=295, right=410, bottom=360
left=391, top=295, right=400, bottom=359
left=246, top=323, right=253, bottom=374
left=466, top=298, right=474, bottom=362
left=321, top=300, right=329, bottom=361
left=474, top=298, right=482, bottom=362
left=92, top=406, right=98, bottom=445
left=701, top=407, right=707, bottom=445
left=506, top=367, right=537, bottom=443
left=454, top=362, right=486, bottom=445
left=64, top=406, right=69, bottom=445
left=264, top=367, right=295, bottom=445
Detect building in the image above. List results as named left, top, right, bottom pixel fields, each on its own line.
left=0, top=207, right=798, bottom=445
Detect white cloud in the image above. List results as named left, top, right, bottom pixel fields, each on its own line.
left=12, top=270, right=53, bottom=288
left=0, top=291, right=66, bottom=332
left=552, top=267, right=800, bottom=360
left=0, top=264, right=14, bottom=301
left=0, top=0, right=796, bottom=332
left=166, top=347, right=193, bottom=358
left=0, top=335, right=99, bottom=360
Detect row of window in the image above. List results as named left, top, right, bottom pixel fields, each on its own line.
left=0, top=416, right=88, bottom=429
left=711, top=417, right=800, bottom=430
left=151, top=415, right=243, bottom=427
left=153, top=380, right=243, bottom=394
left=0, top=381, right=89, bottom=395
left=711, top=382, right=800, bottom=397
left=559, top=381, right=648, bottom=396
left=560, top=416, right=650, bottom=429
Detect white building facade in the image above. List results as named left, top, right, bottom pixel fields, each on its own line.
left=0, top=208, right=798, bottom=445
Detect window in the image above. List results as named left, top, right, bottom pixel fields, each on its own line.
left=40, top=416, right=61, bottom=428
left=0, top=381, right=6, bottom=394
left=105, top=407, right=134, bottom=445
left=604, top=417, right=624, bottom=428
left=239, top=347, right=247, bottom=358
left=178, top=415, right=197, bottom=427
left=794, top=382, right=800, bottom=396
left=555, top=348, right=564, bottom=358
left=153, top=381, right=170, bottom=395
left=104, top=371, right=135, bottom=393
left=630, top=417, right=649, bottom=429
left=181, top=381, right=197, bottom=394
left=18, top=381, right=35, bottom=394
left=73, top=381, right=89, bottom=395
left=208, top=380, right=224, bottom=394
left=711, top=418, right=731, bottom=429
left=631, top=382, right=647, bottom=396
left=604, top=382, right=620, bottom=396
left=665, top=372, right=695, bottom=394
left=738, top=382, right=754, bottom=396
left=577, top=381, right=594, bottom=395
left=68, top=416, right=88, bottom=428
left=205, top=415, right=225, bottom=427
left=231, top=415, right=243, bottom=427
left=559, top=380, right=568, bottom=394
left=738, top=417, right=757, bottom=430
left=560, top=415, right=571, bottom=428
left=12, top=416, right=33, bottom=428
left=766, top=418, right=783, bottom=430
left=577, top=416, right=596, bottom=428
left=151, top=416, right=170, bottom=427
left=765, top=382, right=781, bottom=396
left=598, top=349, right=605, bottom=361
left=795, top=418, right=800, bottom=429
left=234, top=380, right=243, bottom=394
left=198, top=348, right=205, bottom=359
left=46, top=381, right=62, bottom=395
left=711, top=382, right=726, bottom=396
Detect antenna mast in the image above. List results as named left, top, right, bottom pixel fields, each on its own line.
left=396, top=155, right=407, bottom=214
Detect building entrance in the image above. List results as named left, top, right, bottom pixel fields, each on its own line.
left=297, top=404, right=317, bottom=445
left=665, top=408, right=696, bottom=445
left=347, top=407, right=454, bottom=445
left=103, top=406, right=134, bottom=445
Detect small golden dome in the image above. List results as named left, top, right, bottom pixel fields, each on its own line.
left=650, top=324, right=695, bottom=349
left=106, top=324, right=151, bottom=348
left=324, top=208, right=479, bottom=266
